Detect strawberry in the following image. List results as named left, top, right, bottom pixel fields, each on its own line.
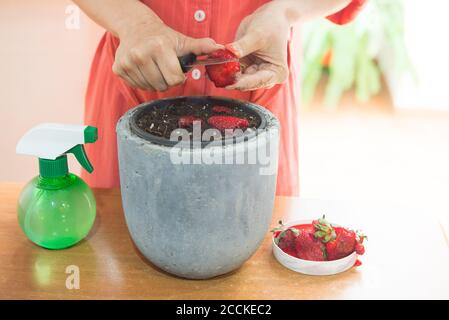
left=313, top=216, right=367, bottom=260
left=207, top=116, right=249, bottom=131
left=277, top=229, right=300, bottom=252
left=312, top=215, right=336, bottom=243
left=272, top=218, right=367, bottom=263
left=325, top=227, right=357, bottom=260
left=212, top=105, right=232, bottom=114
left=205, top=49, right=240, bottom=87
left=295, top=230, right=327, bottom=261
left=271, top=221, right=299, bottom=256
left=282, top=247, right=297, bottom=257
left=355, top=242, right=365, bottom=255
left=178, top=115, right=203, bottom=128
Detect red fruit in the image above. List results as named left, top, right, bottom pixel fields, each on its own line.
left=271, top=221, right=300, bottom=256
left=324, top=240, right=337, bottom=259
left=207, top=116, right=249, bottom=131
left=355, top=243, right=365, bottom=255
left=325, top=227, right=357, bottom=260
left=276, top=228, right=299, bottom=253
left=205, top=49, right=240, bottom=87
left=283, top=247, right=297, bottom=257
left=295, top=231, right=327, bottom=261
left=354, top=259, right=362, bottom=267
left=178, top=115, right=203, bottom=128
left=212, top=105, right=232, bottom=114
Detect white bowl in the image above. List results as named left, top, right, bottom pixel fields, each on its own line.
left=272, top=220, right=357, bottom=276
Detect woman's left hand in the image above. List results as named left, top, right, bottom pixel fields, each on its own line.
left=225, top=2, right=292, bottom=91
left=226, top=0, right=352, bottom=91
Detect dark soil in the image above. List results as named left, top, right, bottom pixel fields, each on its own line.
left=135, top=101, right=261, bottom=141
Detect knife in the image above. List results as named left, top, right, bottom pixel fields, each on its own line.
left=178, top=53, right=238, bottom=73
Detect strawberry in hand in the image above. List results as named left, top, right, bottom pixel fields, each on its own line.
left=205, top=49, right=241, bottom=88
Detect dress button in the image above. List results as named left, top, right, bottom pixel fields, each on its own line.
left=192, top=69, right=201, bottom=80
left=194, top=10, right=206, bottom=22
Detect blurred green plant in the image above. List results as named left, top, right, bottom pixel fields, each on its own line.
left=301, top=0, right=411, bottom=107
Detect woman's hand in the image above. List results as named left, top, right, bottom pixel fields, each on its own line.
left=113, top=21, right=222, bottom=91
left=226, top=2, right=291, bottom=91
left=226, top=0, right=351, bottom=91
left=73, top=0, right=223, bottom=91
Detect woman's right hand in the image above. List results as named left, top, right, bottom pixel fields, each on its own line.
left=113, top=21, right=222, bottom=91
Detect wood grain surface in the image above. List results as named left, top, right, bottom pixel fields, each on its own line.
left=0, top=183, right=448, bottom=299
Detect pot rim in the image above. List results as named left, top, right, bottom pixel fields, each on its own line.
left=129, top=96, right=269, bottom=148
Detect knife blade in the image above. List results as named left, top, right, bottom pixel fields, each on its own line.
left=178, top=53, right=238, bottom=73
left=187, top=57, right=239, bottom=67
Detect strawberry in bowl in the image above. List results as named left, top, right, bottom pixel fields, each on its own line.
left=271, top=216, right=367, bottom=275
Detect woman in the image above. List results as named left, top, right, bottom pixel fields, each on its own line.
left=75, top=0, right=366, bottom=196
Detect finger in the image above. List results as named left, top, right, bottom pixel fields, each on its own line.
left=138, top=59, right=169, bottom=91
left=135, top=66, right=156, bottom=91
left=226, top=68, right=277, bottom=91
left=112, top=61, right=142, bottom=89
left=226, top=71, right=274, bottom=91
left=227, top=32, right=264, bottom=58
left=155, top=50, right=186, bottom=87
left=180, top=37, right=224, bottom=56
left=123, top=71, right=142, bottom=89
left=243, top=64, right=259, bottom=75
left=227, top=63, right=288, bottom=91
left=123, top=56, right=155, bottom=90
left=239, top=56, right=256, bottom=72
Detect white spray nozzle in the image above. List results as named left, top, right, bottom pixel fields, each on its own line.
left=16, top=123, right=94, bottom=159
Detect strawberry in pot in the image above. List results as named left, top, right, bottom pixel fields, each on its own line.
left=207, top=116, right=249, bottom=131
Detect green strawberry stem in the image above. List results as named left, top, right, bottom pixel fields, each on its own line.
left=313, top=215, right=336, bottom=243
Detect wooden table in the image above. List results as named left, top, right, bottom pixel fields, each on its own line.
left=0, top=183, right=448, bottom=299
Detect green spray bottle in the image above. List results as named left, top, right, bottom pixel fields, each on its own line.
left=16, top=123, right=98, bottom=249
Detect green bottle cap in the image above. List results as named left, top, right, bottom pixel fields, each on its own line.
left=39, top=156, right=69, bottom=178
left=84, top=126, right=98, bottom=144
left=17, top=124, right=98, bottom=179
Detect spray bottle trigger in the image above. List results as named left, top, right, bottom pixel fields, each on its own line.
left=68, top=144, right=94, bottom=173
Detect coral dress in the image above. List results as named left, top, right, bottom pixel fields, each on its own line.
left=83, top=0, right=366, bottom=196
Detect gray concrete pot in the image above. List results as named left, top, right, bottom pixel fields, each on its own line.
left=116, top=96, right=280, bottom=279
